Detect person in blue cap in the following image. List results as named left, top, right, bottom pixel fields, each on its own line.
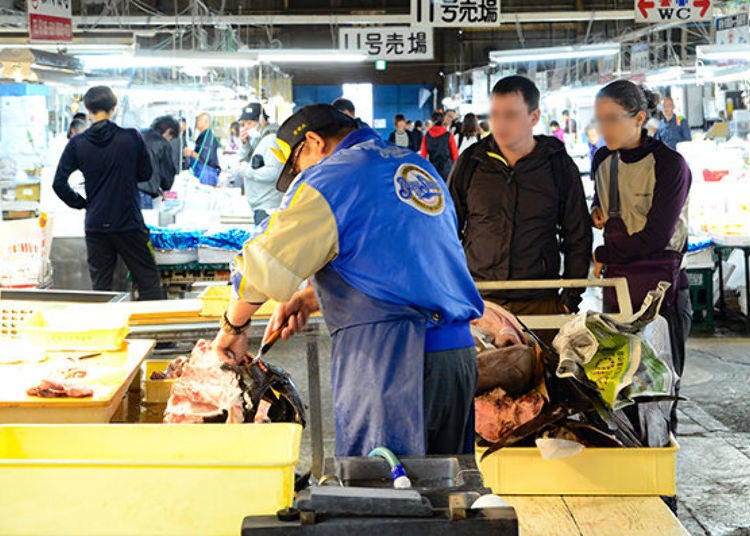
left=212, top=104, right=484, bottom=457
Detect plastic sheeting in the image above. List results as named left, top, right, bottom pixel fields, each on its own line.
left=148, top=226, right=205, bottom=250
left=198, top=229, right=252, bottom=251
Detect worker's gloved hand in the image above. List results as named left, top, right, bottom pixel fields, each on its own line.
left=212, top=330, right=250, bottom=364
left=266, top=287, right=320, bottom=342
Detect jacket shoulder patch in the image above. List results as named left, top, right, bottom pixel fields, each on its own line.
left=393, top=163, right=445, bottom=216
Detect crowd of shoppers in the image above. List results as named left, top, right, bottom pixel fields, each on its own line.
left=52, top=80, right=692, bottom=424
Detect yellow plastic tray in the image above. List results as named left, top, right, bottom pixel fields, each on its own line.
left=21, top=309, right=129, bottom=351
left=477, top=435, right=679, bottom=496
left=0, top=423, right=302, bottom=536
left=199, top=285, right=278, bottom=318
left=143, top=359, right=176, bottom=403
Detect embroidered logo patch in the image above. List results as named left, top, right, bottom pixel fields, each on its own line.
left=393, top=164, right=445, bottom=215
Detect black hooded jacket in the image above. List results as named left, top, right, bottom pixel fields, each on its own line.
left=138, top=128, right=177, bottom=198
left=53, top=119, right=151, bottom=232
left=448, top=134, right=592, bottom=310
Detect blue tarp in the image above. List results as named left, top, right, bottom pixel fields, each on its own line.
left=199, top=229, right=252, bottom=251
left=148, top=226, right=205, bottom=250
left=688, top=235, right=713, bottom=252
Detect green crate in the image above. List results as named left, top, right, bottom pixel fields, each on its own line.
left=687, top=267, right=714, bottom=332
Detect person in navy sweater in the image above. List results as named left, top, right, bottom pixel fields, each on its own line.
left=53, top=86, right=162, bottom=300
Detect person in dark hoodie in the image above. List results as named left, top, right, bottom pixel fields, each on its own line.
left=420, top=111, right=459, bottom=181
left=138, top=115, right=180, bottom=209
left=53, top=86, right=162, bottom=301
left=448, top=76, right=592, bottom=338
left=410, top=120, right=424, bottom=152
left=331, top=98, right=369, bottom=129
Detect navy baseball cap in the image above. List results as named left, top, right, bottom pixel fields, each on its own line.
left=239, top=102, right=262, bottom=121
left=271, top=104, right=357, bottom=192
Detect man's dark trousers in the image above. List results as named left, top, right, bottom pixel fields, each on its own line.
left=85, top=229, right=163, bottom=300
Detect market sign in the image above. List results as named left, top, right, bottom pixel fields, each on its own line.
left=27, top=0, right=72, bottom=42
left=411, top=0, right=501, bottom=28
left=339, top=27, right=433, bottom=61
left=635, top=0, right=712, bottom=23
left=716, top=13, right=749, bottom=45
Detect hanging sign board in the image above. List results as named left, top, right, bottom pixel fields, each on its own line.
left=635, top=0, right=712, bottom=23
left=28, top=0, right=72, bottom=42
left=411, top=0, right=501, bottom=28
left=339, top=27, right=433, bottom=61
left=716, top=13, right=750, bottom=45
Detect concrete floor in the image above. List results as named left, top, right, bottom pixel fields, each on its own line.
left=675, top=336, right=750, bottom=535
left=264, top=331, right=750, bottom=536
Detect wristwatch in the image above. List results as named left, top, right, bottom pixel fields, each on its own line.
left=220, top=311, right=251, bottom=335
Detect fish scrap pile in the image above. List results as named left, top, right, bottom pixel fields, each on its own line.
left=27, top=366, right=92, bottom=398
left=161, top=339, right=306, bottom=426
left=149, top=356, right=188, bottom=380
left=473, top=286, right=679, bottom=458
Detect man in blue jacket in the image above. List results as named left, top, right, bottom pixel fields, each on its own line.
left=53, top=86, right=162, bottom=300
left=655, top=96, right=691, bottom=150
left=212, top=104, right=483, bottom=457
left=183, top=112, right=221, bottom=186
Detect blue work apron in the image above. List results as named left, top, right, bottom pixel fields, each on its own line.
left=312, top=266, right=473, bottom=457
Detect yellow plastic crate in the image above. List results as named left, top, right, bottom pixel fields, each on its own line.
left=21, top=309, right=129, bottom=351
left=0, top=423, right=302, bottom=536
left=143, top=359, right=177, bottom=403
left=199, top=285, right=278, bottom=318
left=477, top=435, right=679, bottom=496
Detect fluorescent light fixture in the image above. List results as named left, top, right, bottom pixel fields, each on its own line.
left=490, top=43, right=620, bottom=64
left=711, top=66, right=750, bottom=84
left=645, top=66, right=715, bottom=87
left=0, top=43, right=133, bottom=54
left=697, top=44, right=750, bottom=62
left=645, top=66, right=684, bottom=84
left=81, top=50, right=259, bottom=70
left=256, top=49, right=367, bottom=64
left=79, top=48, right=364, bottom=70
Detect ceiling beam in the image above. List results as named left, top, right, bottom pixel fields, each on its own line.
left=0, top=9, right=636, bottom=32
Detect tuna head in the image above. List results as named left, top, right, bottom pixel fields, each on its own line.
left=221, top=358, right=306, bottom=427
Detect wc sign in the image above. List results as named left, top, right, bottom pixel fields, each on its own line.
left=635, top=0, right=712, bottom=23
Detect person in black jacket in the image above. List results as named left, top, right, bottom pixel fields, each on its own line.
left=448, top=76, right=592, bottom=334
left=331, top=97, right=370, bottom=129
left=138, top=115, right=180, bottom=209
left=410, top=120, right=424, bottom=152
left=53, top=86, right=162, bottom=301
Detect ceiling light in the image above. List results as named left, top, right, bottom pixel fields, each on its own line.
left=697, top=44, right=750, bottom=62
left=256, top=49, right=367, bottom=64
left=489, top=43, right=620, bottom=64
left=81, top=50, right=259, bottom=70
left=0, top=43, right=133, bottom=54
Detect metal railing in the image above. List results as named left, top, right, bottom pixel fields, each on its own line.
left=474, top=277, right=633, bottom=329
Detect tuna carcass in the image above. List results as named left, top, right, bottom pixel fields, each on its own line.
left=163, top=339, right=305, bottom=426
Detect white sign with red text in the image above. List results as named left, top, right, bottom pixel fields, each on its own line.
left=28, top=0, right=72, bottom=42
left=635, top=0, right=712, bottom=23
